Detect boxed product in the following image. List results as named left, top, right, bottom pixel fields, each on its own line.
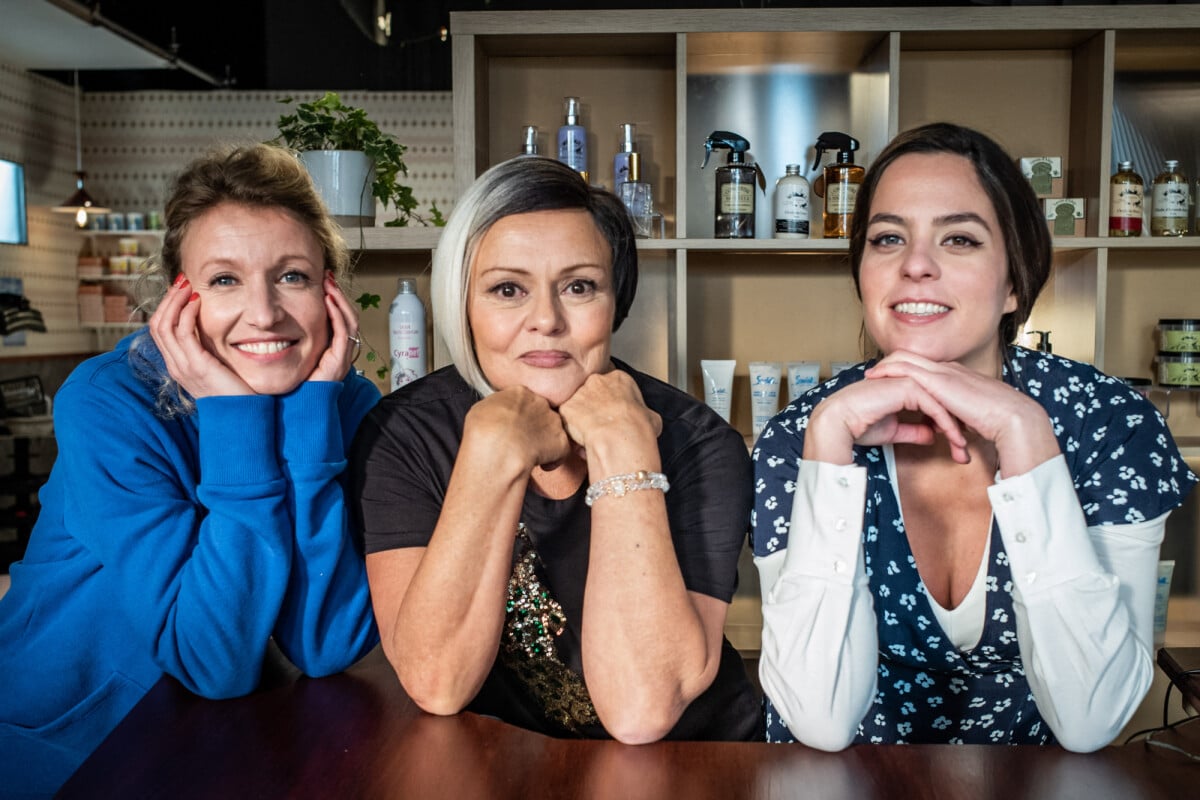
left=78, top=284, right=104, bottom=324
left=1045, top=198, right=1085, bottom=237
left=1019, top=156, right=1063, bottom=198
left=104, top=292, right=133, bottom=323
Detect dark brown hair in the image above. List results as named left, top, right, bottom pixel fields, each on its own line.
left=848, top=123, right=1052, bottom=345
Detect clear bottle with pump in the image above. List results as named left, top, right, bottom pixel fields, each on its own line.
left=773, top=164, right=811, bottom=239
left=1151, top=159, right=1189, bottom=237
left=557, top=96, right=588, bottom=178
left=518, top=125, right=539, bottom=157
left=1108, top=160, right=1143, bottom=237
left=812, top=132, right=863, bottom=239
left=618, top=149, right=653, bottom=238
left=700, top=130, right=764, bottom=239
left=613, top=123, right=637, bottom=189
left=388, top=278, right=427, bottom=391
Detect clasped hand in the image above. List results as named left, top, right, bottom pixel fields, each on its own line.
left=148, top=271, right=360, bottom=399
left=806, top=350, right=1059, bottom=477
left=467, top=370, right=663, bottom=474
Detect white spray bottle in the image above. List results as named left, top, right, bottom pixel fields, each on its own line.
left=388, top=278, right=427, bottom=391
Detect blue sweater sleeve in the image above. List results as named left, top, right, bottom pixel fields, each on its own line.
left=53, top=370, right=377, bottom=699
left=271, top=375, right=381, bottom=675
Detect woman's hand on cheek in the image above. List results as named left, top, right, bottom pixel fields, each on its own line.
left=805, top=373, right=969, bottom=466
left=308, top=272, right=360, bottom=383
left=864, top=350, right=1060, bottom=476
left=468, top=387, right=573, bottom=473
left=149, top=275, right=253, bottom=399
left=557, top=371, right=662, bottom=464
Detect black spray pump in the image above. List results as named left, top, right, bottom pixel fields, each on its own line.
left=701, top=130, right=765, bottom=239
left=811, top=131, right=864, bottom=239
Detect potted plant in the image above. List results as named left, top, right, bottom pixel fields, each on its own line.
left=274, top=92, right=439, bottom=228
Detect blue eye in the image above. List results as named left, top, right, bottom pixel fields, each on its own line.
left=280, top=271, right=312, bottom=285
left=868, top=233, right=903, bottom=247
left=210, top=274, right=237, bottom=287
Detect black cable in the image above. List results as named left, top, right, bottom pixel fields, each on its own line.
left=1122, top=667, right=1200, bottom=761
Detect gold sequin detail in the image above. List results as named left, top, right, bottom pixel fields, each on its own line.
left=501, top=523, right=599, bottom=731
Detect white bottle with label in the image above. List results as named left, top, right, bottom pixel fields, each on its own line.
left=773, top=164, right=811, bottom=239
left=388, top=278, right=427, bottom=391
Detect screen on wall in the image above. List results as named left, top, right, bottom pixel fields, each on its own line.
left=0, top=158, right=29, bottom=246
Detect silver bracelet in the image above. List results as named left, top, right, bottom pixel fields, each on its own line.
left=584, top=470, right=670, bottom=507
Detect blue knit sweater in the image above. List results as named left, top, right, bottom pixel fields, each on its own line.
left=0, top=332, right=380, bottom=797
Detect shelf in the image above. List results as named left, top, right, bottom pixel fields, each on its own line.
left=341, top=226, right=442, bottom=253
left=78, top=274, right=144, bottom=283
left=84, top=230, right=164, bottom=239
left=81, top=323, right=143, bottom=331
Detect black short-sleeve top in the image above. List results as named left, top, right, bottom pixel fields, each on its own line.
left=349, top=359, right=761, bottom=741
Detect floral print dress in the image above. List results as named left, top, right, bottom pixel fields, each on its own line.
left=752, top=346, right=1197, bottom=744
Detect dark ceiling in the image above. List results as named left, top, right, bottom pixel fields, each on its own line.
left=41, top=0, right=1188, bottom=93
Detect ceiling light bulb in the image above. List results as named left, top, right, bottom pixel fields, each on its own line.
left=75, top=207, right=88, bottom=228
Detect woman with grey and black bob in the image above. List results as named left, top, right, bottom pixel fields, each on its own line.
left=350, top=156, right=761, bottom=742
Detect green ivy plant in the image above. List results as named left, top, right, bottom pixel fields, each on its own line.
left=354, top=291, right=389, bottom=381
left=274, top=92, right=443, bottom=227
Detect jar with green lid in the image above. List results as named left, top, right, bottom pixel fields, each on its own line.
left=1156, top=352, right=1200, bottom=388
left=1158, top=319, right=1200, bottom=352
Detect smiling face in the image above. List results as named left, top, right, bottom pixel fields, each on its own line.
left=180, top=202, right=329, bottom=395
left=859, top=152, right=1017, bottom=376
left=467, top=208, right=616, bottom=406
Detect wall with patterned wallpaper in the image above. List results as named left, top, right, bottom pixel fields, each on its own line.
left=0, top=58, right=454, bottom=373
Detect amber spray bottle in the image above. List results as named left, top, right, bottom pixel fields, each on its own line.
left=812, top=132, right=863, bottom=239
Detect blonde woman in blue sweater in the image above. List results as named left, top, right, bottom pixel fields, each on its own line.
left=0, top=144, right=379, bottom=797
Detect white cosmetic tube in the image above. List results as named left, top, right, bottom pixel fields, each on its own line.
left=830, top=360, right=857, bottom=377
left=749, top=362, right=782, bottom=437
left=786, top=361, right=821, bottom=403
left=1154, top=560, right=1175, bottom=646
left=700, top=359, right=736, bottom=423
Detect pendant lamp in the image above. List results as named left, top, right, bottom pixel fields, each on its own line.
left=52, top=71, right=110, bottom=228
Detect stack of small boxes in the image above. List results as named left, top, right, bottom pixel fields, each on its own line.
left=1019, top=156, right=1085, bottom=237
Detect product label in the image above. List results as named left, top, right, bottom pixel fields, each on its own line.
left=1110, top=184, right=1143, bottom=219
left=826, top=183, right=858, bottom=214
left=1153, top=183, right=1189, bottom=219
left=558, top=129, right=586, bottom=172
left=775, top=219, right=810, bottom=235
left=720, top=183, right=755, bottom=214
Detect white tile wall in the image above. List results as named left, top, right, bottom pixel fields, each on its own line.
left=0, top=59, right=455, bottom=361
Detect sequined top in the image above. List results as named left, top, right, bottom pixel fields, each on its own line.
left=350, top=360, right=763, bottom=741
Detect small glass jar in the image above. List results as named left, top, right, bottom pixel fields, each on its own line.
left=1158, top=319, right=1200, bottom=353
left=1156, top=351, right=1200, bottom=388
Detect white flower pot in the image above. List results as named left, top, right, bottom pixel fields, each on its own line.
left=298, top=150, right=376, bottom=227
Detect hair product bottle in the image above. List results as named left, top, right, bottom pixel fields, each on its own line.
left=557, top=96, right=588, bottom=178
left=1109, top=160, right=1143, bottom=237
left=773, top=164, right=811, bottom=239
left=812, top=132, right=863, bottom=239
left=618, top=149, right=654, bottom=238
left=700, top=130, right=764, bottom=239
left=518, top=125, right=539, bottom=157
left=388, top=278, right=427, bottom=391
left=1151, top=159, right=1189, bottom=236
left=613, top=123, right=637, bottom=189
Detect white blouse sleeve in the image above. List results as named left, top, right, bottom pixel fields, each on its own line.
left=755, top=459, right=879, bottom=751
left=988, top=453, right=1166, bottom=752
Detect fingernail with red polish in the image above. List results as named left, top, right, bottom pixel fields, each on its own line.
left=173, top=274, right=186, bottom=288
left=189, top=292, right=200, bottom=303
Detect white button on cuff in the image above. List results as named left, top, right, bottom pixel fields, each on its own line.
left=1015, top=532, right=1027, bottom=543
left=837, top=476, right=849, bottom=488
left=1026, top=572, right=1037, bottom=584
left=835, top=518, right=848, bottom=531
left=1002, top=492, right=1015, bottom=503
left=834, top=560, right=846, bottom=574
